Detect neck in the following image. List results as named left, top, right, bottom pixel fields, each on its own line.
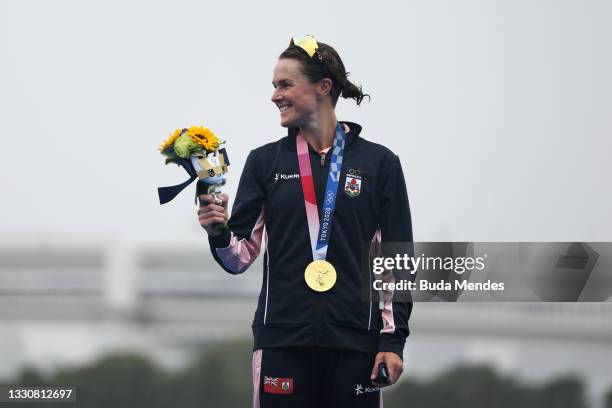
left=299, top=110, right=338, bottom=152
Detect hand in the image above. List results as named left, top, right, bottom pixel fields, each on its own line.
left=370, top=352, right=403, bottom=387
left=197, top=193, right=229, bottom=236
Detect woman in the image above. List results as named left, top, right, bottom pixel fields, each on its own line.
left=198, top=35, right=413, bottom=408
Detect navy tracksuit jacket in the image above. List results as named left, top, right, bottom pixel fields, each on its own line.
left=209, top=121, right=413, bottom=359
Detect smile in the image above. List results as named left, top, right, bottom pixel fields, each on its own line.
left=278, top=103, right=292, bottom=113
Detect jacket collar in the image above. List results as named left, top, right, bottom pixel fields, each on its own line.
left=287, top=121, right=362, bottom=151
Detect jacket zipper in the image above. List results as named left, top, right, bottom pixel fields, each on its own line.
left=320, top=153, right=325, bottom=166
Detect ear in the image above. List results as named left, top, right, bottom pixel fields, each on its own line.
left=318, top=78, right=333, bottom=98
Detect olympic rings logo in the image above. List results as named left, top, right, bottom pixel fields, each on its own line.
left=326, top=191, right=335, bottom=204
left=347, top=168, right=361, bottom=176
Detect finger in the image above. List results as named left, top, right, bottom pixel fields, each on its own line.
left=370, top=355, right=384, bottom=380
left=198, top=194, right=213, bottom=204
left=212, top=193, right=229, bottom=208
left=208, top=217, right=227, bottom=225
left=197, top=204, right=226, bottom=214
left=199, top=211, right=228, bottom=224
left=203, top=209, right=228, bottom=218
left=211, top=194, right=223, bottom=206
left=200, top=216, right=227, bottom=227
left=218, top=193, right=229, bottom=204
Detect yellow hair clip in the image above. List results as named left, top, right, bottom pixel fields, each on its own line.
left=290, top=34, right=323, bottom=61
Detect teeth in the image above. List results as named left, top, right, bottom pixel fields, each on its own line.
left=279, top=105, right=291, bottom=112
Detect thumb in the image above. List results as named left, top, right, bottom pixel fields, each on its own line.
left=370, top=354, right=384, bottom=380
left=219, top=193, right=229, bottom=206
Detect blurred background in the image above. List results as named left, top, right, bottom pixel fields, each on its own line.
left=1, top=0, right=611, bottom=407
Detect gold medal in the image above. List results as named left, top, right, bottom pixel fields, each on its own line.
left=304, top=260, right=337, bottom=292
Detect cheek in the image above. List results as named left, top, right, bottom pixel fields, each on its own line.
left=293, top=83, right=318, bottom=104
left=293, top=92, right=317, bottom=111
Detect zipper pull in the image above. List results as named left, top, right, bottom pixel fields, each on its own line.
left=320, top=154, right=325, bottom=166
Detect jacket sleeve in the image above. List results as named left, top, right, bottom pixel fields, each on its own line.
left=208, top=149, right=266, bottom=274
left=377, top=153, right=414, bottom=359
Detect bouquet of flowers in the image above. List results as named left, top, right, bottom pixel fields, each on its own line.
left=157, top=125, right=230, bottom=206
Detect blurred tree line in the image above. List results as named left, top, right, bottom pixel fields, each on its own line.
left=0, top=339, right=607, bottom=408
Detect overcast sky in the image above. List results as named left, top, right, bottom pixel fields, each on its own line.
left=1, top=0, right=611, bottom=246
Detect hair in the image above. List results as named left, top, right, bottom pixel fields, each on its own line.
left=279, top=41, right=370, bottom=107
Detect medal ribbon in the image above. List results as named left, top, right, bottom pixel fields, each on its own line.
left=296, top=122, right=346, bottom=261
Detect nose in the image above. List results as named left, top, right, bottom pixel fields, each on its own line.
left=271, top=88, right=282, bottom=103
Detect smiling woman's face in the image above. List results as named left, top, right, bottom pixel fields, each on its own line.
left=271, top=58, right=320, bottom=128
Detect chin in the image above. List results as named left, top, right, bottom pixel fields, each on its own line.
left=280, top=116, right=297, bottom=128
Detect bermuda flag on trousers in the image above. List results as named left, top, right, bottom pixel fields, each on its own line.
left=263, top=376, right=294, bottom=394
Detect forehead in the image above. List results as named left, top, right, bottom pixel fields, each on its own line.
left=272, top=58, right=307, bottom=82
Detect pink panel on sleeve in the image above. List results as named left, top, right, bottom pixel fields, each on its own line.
left=252, top=349, right=262, bottom=408
left=215, top=210, right=265, bottom=273
left=372, top=227, right=396, bottom=335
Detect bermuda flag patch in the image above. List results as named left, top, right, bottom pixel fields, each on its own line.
left=344, top=175, right=362, bottom=197
left=263, top=376, right=294, bottom=394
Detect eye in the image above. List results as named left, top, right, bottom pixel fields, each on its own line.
left=274, top=81, right=291, bottom=90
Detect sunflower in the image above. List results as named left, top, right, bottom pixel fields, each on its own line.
left=187, top=125, right=219, bottom=152
left=159, top=128, right=184, bottom=152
